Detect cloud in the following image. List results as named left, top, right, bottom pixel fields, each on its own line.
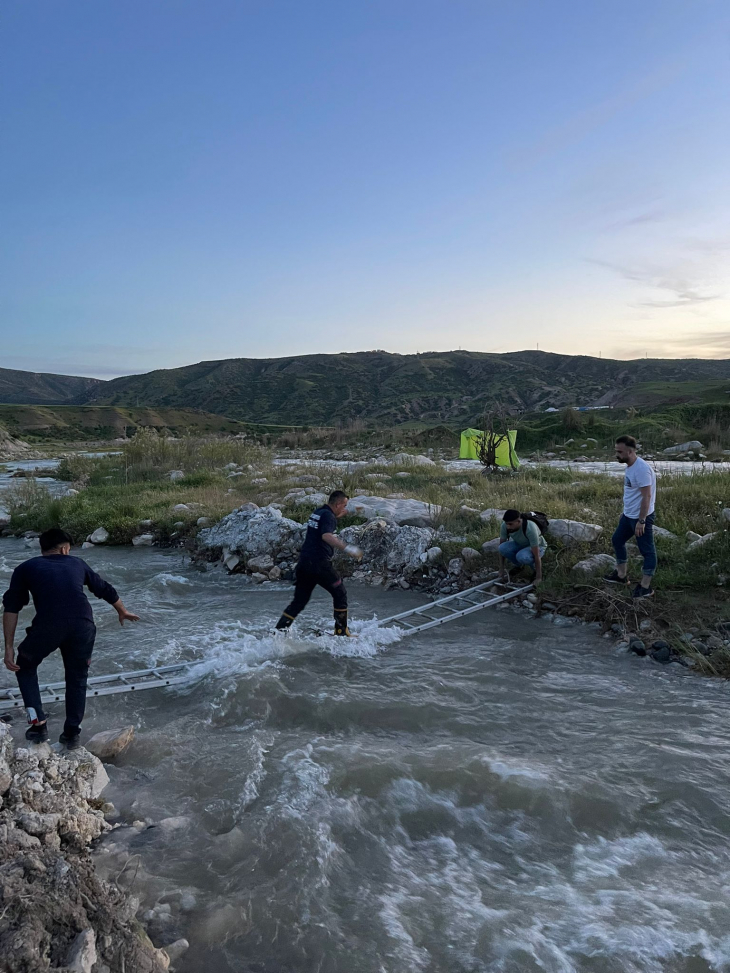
left=616, top=330, right=730, bottom=359
left=589, top=258, right=722, bottom=309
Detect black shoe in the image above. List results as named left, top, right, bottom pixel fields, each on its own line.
left=632, top=584, right=655, bottom=600
left=604, top=570, right=630, bottom=586
left=25, top=722, right=48, bottom=744
left=59, top=732, right=81, bottom=750
left=275, top=613, right=294, bottom=632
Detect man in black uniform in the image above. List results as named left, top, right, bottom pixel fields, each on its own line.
left=3, top=528, right=140, bottom=748
left=275, top=491, right=363, bottom=636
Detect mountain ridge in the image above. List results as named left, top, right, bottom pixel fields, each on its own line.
left=2, top=351, right=730, bottom=426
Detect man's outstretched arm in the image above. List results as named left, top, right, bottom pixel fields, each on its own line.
left=83, top=562, right=140, bottom=626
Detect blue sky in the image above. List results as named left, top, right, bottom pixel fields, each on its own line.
left=1, top=0, right=729, bottom=378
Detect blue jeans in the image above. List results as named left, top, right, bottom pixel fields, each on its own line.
left=499, top=540, right=536, bottom=568
left=612, top=513, right=656, bottom=577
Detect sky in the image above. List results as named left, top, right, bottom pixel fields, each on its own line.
left=1, top=0, right=729, bottom=379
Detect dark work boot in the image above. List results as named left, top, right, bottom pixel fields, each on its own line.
left=25, top=721, right=49, bottom=744
left=275, top=613, right=295, bottom=632
left=59, top=732, right=82, bottom=751
left=334, top=610, right=353, bottom=637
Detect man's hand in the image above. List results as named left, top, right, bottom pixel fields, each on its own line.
left=4, top=648, right=19, bottom=673
left=344, top=545, right=363, bottom=561
left=114, top=601, right=140, bottom=626
left=635, top=521, right=645, bottom=537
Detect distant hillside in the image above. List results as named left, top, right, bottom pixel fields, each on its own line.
left=3, top=351, right=730, bottom=426
left=0, top=405, right=283, bottom=442
left=0, top=367, right=102, bottom=405
left=83, top=350, right=730, bottom=425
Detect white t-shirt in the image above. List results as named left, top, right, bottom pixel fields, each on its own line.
left=623, top=456, right=656, bottom=519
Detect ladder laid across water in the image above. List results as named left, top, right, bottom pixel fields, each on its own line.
left=377, top=578, right=534, bottom=636
left=0, top=662, right=196, bottom=712
left=0, top=580, right=532, bottom=709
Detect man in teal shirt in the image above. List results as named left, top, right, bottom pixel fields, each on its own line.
left=498, top=509, right=546, bottom=584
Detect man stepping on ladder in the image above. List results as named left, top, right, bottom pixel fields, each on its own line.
left=275, top=491, right=363, bottom=637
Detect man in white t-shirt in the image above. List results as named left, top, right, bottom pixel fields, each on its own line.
left=603, top=435, right=657, bottom=598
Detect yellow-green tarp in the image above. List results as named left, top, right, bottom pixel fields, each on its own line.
left=459, top=428, right=519, bottom=467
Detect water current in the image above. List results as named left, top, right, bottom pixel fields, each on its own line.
left=2, top=538, right=730, bottom=972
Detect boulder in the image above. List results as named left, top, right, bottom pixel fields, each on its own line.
left=461, top=547, right=481, bottom=564
left=173, top=503, right=190, bottom=513
left=67, top=750, right=110, bottom=799
left=548, top=519, right=603, bottom=545
left=721, top=508, right=730, bottom=523
left=199, top=505, right=306, bottom=559
left=389, top=453, right=436, bottom=467
left=0, top=724, right=12, bottom=793
left=88, top=527, right=109, bottom=545
left=571, top=553, right=616, bottom=577
left=385, top=526, right=434, bottom=574
left=653, top=526, right=677, bottom=540
left=247, top=553, right=274, bottom=573
left=688, top=532, right=717, bottom=551
left=293, top=492, right=328, bottom=507
left=65, top=929, right=97, bottom=973
left=346, top=495, right=441, bottom=527
left=81, top=542, right=95, bottom=550
left=686, top=530, right=701, bottom=543
left=196, top=516, right=213, bottom=527
left=420, top=546, right=443, bottom=565
left=479, top=508, right=507, bottom=523
left=169, top=470, right=185, bottom=481
left=223, top=552, right=241, bottom=572
left=85, top=726, right=135, bottom=761
left=448, top=558, right=463, bottom=576
left=663, top=441, right=704, bottom=454
left=481, top=536, right=501, bottom=553
left=132, top=533, right=155, bottom=547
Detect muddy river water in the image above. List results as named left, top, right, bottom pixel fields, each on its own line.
left=2, top=538, right=730, bottom=972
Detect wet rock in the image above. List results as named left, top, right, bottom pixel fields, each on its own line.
left=628, top=638, right=646, bottom=656
left=651, top=646, right=672, bottom=664
left=88, top=527, right=109, bottom=545
left=67, top=750, right=110, bottom=800
left=132, top=533, right=155, bottom=547
left=246, top=553, right=275, bottom=573
left=571, top=553, right=615, bottom=577
left=85, top=726, right=135, bottom=761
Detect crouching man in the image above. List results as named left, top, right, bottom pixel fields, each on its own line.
left=275, top=491, right=363, bottom=636
left=498, top=509, right=546, bottom=585
left=3, top=528, right=140, bottom=749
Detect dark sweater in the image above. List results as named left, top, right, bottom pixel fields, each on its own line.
left=2, top=554, right=119, bottom=624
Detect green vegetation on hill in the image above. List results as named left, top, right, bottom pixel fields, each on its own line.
left=0, top=367, right=101, bottom=405
left=0, top=404, right=298, bottom=443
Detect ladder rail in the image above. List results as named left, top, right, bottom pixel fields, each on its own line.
left=378, top=579, right=501, bottom=625
left=379, top=581, right=533, bottom=637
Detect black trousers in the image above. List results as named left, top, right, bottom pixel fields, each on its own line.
left=15, top=619, right=96, bottom=737
left=281, top=562, right=348, bottom=622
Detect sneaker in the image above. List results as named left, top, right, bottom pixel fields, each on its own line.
left=25, top=722, right=48, bottom=744
left=59, top=732, right=82, bottom=751
left=632, top=584, right=655, bottom=600
left=604, top=570, right=630, bottom=586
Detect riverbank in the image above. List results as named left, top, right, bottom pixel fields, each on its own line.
left=2, top=434, right=729, bottom=671
left=0, top=722, right=170, bottom=973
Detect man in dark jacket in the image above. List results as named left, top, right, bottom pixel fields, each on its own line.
left=275, top=491, right=363, bottom=636
left=3, top=528, right=139, bottom=748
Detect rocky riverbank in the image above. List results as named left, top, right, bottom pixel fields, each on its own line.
left=0, top=723, right=172, bottom=973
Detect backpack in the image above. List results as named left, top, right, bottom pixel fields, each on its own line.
left=521, top=511, right=549, bottom=536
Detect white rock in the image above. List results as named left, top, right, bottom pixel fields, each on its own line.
left=653, top=526, right=677, bottom=539
left=196, top=516, right=213, bottom=527
left=663, top=441, right=704, bottom=455
left=251, top=477, right=269, bottom=485
left=294, top=492, right=328, bottom=507
left=346, top=495, right=440, bottom=527
left=67, top=750, right=110, bottom=799
left=65, top=929, right=97, bottom=973
left=547, top=519, right=603, bottom=544
left=571, top=553, right=616, bottom=577
left=686, top=530, right=701, bottom=542
left=721, top=509, right=730, bottom=523
left=223, top=553, right=241, bottom=572
left=85, top=726, right=134, bottom=761
left=461, top=547, right=481, bottom=563
left=88, top=527, right=109, bottom=544
left=132, top=533, right=155, bottom=547
left=481, top=537, right=501, bottom=553
left=165, top=939, right=190, bottom=963
left=247, top=553, right=275, bottom=572
left=455, top=483, right=472, bottom=493
left=448, top=557, right=463, bottom=576
left=420, top=546, right=443, bottom=565
left=65, top=488, right=79, bottom=497
left=81, top=542, right=95, bottom=550
left=479, top=508, right=507, bottom=523
left=173, top=503, right=190, bottom=513
left=389, top=452, right=436, bottom=467
left=385, top=526, right=434, bottom=574
left=226, top=471, right=245, bottom=478
left=169, top=470, right=185, bottom=481
left=688, top=532, right=717, bottom=551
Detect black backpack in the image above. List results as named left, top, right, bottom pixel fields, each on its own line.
left=521, top=511, right=549, bottom=536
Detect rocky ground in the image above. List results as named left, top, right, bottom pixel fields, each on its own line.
left=0, top=723, right=174, bottom=973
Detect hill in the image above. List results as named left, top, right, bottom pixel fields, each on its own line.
left=0, top=367, right=102, bottom=405
left=82, top=350, right=730, bottom=425
left=0, top=405, right=292, bottom=443
left=3, top=351, right=730, bottom=427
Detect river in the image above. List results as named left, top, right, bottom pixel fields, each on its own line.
left=2, top=538, right=730, bottom=972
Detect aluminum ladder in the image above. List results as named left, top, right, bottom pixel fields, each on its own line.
left=0, top=662, right=196, bottom=712
left=377, top=578, right=534, bottom=636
